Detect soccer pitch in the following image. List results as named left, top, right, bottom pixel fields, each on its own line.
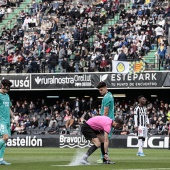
left=1, top=148, right=170, bottom=170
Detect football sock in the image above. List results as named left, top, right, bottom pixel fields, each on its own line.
left=138, top=139, right=143, bottom=153
left=0, top=139, right=5, bottom=149
left=0, top=144, right=6, bottom=159
left=142, top=140, right=144, bottom=152
left=101, top=143, right=105, bottom=158
left=86, top=145, right=98, bottom=157
left=100, top=143, right=109, bottom=159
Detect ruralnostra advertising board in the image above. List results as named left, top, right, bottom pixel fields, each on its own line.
left=0, top=72, right=170, bottom=90
left=31, top=74, right=94, bottom=89
left=31, top=72, right=169, bottom=90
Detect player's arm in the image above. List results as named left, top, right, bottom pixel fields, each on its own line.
left=134, top=107, right=138, bottom=131
left=104, top=106, right=109, bottom=116
left=103, top=97, right=111, bottom=116
left=134, top=114, right=138, bottom=127
left=10, top=108, right=15, bottom=119
left=146, top=112, right=150, bottom=127
left=168, top=128, right=170, bottom=136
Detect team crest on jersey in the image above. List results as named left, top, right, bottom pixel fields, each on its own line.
left=3, top=101, right=9, bottom=107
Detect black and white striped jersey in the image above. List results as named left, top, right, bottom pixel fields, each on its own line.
left=134, top=105, right=149, bottom=127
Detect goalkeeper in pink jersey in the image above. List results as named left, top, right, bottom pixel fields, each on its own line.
left=80, top=116, right=123, bottom=165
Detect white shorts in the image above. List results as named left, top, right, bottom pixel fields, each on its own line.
left=138, top=126, right=148, bottom=138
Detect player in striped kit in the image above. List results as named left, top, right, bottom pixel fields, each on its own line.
left=134, top=95, right=149, bottom=157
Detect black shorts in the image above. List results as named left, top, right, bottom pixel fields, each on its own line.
left=81, top=122, right=101, bottom=140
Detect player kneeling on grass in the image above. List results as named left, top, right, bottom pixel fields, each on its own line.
left=80, top=116, right=123, bottom=165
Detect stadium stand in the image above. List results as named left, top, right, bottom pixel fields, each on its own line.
left=0, top=0, right=169, bottom=135
left=0, top=0, right=170, bottom=135
left=10, top=96, right=170, bottom=136
left=0, top=0, right=22, bottom=23
left=0, top=0, right=169, bottom=73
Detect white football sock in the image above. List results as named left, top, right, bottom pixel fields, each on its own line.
left=138, top=139, right=143, bottom=153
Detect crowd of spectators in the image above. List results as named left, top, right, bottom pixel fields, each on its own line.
left=10, top=96, right=170, bottom=136
left=0, top=0, right=170, bottom=135
left=0, top=0, right=22, bottom=22
left=0, top=0, right=169, bottom=73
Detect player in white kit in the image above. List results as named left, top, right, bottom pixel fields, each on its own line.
left=134, top=95, right=149, bottom=156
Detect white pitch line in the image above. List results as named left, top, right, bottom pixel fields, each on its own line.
left=51, top=165, right=170, bottom=169
left=120, top=168, right=170, bottom=170
left=51, top=164, right=100, bottom=167
left=51, top=165, right=74, bottom=167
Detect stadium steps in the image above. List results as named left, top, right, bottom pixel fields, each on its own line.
left=144, top=45, right=164, bottom=71
left=144, top=51, right=156, bottom=64
left=0, top=0, right=32, bottom=32
left=88, top=14, right=119, bottom=47
left=144, top=50, right=157, bottom=70
left=88, top=2, right=131, bottom=46
left=99, top=17, right=118, bottom=35
left=98, top=2, right=131, bottom=35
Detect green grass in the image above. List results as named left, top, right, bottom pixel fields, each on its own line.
left=1, top=148, right=170, bottom=170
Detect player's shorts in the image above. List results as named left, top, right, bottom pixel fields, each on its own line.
left=138, top=126, right=147, bottom=138
left=0, top=121, right=11, bottom=137
left=81, top=122, right=101, bottom=140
